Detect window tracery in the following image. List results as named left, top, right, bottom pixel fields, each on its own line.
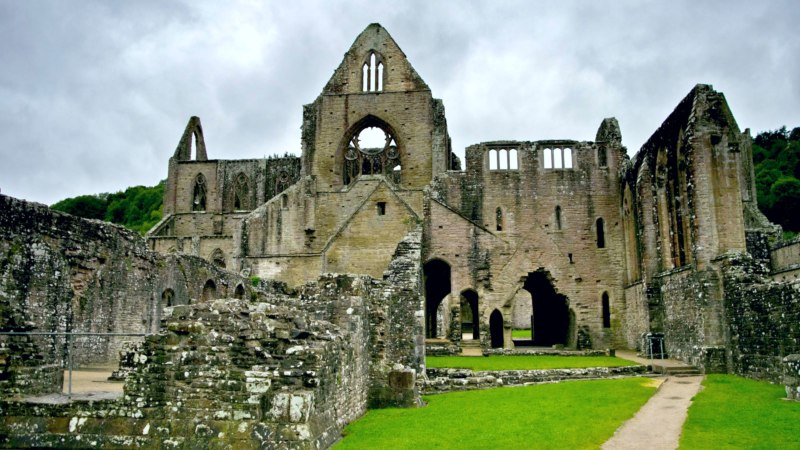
left=233, top=172, right=250, bottom=210
left=343, top=126, right=401, bottom=185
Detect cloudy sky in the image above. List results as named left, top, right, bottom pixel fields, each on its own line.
left=1, top=1, right=798, bottom=205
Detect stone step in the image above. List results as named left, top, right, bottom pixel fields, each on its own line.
left=651, top=364, right=702, bottom=376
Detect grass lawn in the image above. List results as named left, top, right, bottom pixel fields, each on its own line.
left=336, top=377, right=657, bottom=449
left=512, top=329, right=531, bottom=339
left=680, top=374, right=800, bottom=449
left=426, top=355, right=638, bottom=370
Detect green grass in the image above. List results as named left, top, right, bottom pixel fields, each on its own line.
left=512, top=328, right=531, bottom=338
left=426, top=355, right=638, bottom=371
left=336, top=377, right=657, bottom=449
left=680, top=374, right=800, bottom=449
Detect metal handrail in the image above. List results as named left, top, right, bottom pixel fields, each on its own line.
left=0, top=331, right=152, bottom=399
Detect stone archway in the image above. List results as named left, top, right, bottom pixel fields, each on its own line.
left=490, top=309, right=504, bottom=348
left=460, top=289, right=480, bottom=340
left=423, top=259, right=451, bottom=339
left=523, top=270, right=571, bottom=347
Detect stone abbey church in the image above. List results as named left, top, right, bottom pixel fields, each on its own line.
left=3, top=22, right=799, bottom=448
left=145, top=23, right=795, bottom=362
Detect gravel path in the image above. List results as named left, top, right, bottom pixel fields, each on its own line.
left=602, top=375, right=704, bottom=450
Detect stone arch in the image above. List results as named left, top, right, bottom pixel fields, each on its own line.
left=211, top=248, right=226, bottom=268
left=490, top=309, right=504, bottom=348
left=460, top=289, right=480, bottom=340
left=192, top=173, right=207, bottom=211
left=161, top=288, right=175, bottom=308
left=234, top=284, right=245, bottom=300
left=423, top=258, right=451, bottom=339
left=523, top=270, right=571, bottom=347
left=233, top=172, right=250, bottom=210
left=340, top=115, right=402, bottom=186
left=202, top=279, right=217, bottom=302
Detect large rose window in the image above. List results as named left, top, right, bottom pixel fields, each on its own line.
left=343, top=126, right=401, bottom=185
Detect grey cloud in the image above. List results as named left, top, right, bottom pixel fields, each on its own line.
left=1, top=0, right=798, bottom=204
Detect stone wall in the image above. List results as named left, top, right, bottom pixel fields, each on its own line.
left=0, top=194, right=252, bottom=395
left=722, top=255, right=800, bottom=381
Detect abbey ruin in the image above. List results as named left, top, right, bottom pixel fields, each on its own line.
left=2, top=24, right=799, bottom=448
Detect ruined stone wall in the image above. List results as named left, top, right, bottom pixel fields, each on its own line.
left=771, top=238, right=800, bottom=282
left=0, top=195, right=252, bottom=394
left=425, top=129, right=628, bottom=350
left=722, top=255, right=800, bottom=382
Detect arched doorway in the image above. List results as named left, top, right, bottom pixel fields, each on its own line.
left=161, top=288, right=175, bottom=308
left=423, top=259, right=451, bottom=339
left=234, top=284, right=245, bottom=300
left=460, top=289, right=479, bottom=340
left=490, top=309, right=504, bottom=348
left=202, top=279, right=217, bottom=302
left=523, top=270, right=571, bottom=347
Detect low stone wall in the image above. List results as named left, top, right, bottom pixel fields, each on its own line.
left=484, top=348, right=608, bottom=357
left=422, top=365, right=647, bottom=394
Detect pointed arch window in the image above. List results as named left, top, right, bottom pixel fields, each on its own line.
left=233, top=172, right=250, bottom=210
left=192, top=174, right=207, bottom=211
left=596, top=217, right=606, bottom=248
left=362, top=52, right=384, bottom=92
left=344, top=123, right=400, bottom=185
left=496, top=207, right=503, bottom=231
left=211, top=248, right=226, bottom=268
left=601, top=292, right=611, bottom=328
left=555, top=205, right=562, bottom=230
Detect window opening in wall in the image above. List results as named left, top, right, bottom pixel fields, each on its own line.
left=601, top=292, right=611, bottom=328
left=598, top=146, right=608, bottom=167
left=509, top=149, right=518, bottom=170
left=596, top=217, right=606, bottom=248
left=568, top=253, right=573, bottom=264
left=233, top=172, right=250, bottom=210
left=489, top=149, right=498, bottom=170
left=377, top=201, right=386, bottom=216
left=499, top=149, right=509, bottom=170
left=192, top=174, right=207, bottom=212
left=555, top=205, right=562, bottom=230
left=563, top=148, right=573, bottom=168
left=344, top=123, right=401, bottom=185
left=496, top=207, right=503, bottom=231
left=211, top=249, right=226, bottom=268
left=362, top=52, right=384, bottom=92
left=544, top=148, right=553, bottom=169
left=281, top=193, right=288, bottom=209
left=554, top=148, right=563, bottom=169
left=490, top=309, right=504, bottom=348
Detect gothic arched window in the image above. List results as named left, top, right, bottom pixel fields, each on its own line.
left=362, top=52, right=384, bottom=92
left=192, top=174, right=207, bottom=211
left=233, top=173, right=250, bottom=210
left=211, top=248, right=225, bottom=268
left=344, top=124, right=400, bottom=185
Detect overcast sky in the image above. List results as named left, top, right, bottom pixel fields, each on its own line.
left=1, top=1, right=798, bottom=205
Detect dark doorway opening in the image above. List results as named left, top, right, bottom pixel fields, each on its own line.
left=460, top=289, right=480, bottom=340
left=523, top=270, right=570, bottom=347
left=424, top=259, right=451, bottom=339
left=490, top=309, right=504, bottom=348
left=202, top=279, right=217, bottom=302
left=234, top=284, right=245, bottom=300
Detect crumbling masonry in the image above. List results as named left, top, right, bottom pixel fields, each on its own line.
left=1, top=23, right=800, bottom=448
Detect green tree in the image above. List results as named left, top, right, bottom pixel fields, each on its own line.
left=769, top=176, right=800, bottom=231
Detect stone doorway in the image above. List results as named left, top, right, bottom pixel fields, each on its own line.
left=490, top=309, right=504, bottom=348
left=460, top=289, right=479, bottom=340
left=523, top=270, right=571, bottom=347
left=423, top=259, right=451, bottom=339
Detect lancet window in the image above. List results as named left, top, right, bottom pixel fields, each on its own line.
left=362, top=52, right=384, bottom=92
left=192, top=174, right=207, bottom=211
